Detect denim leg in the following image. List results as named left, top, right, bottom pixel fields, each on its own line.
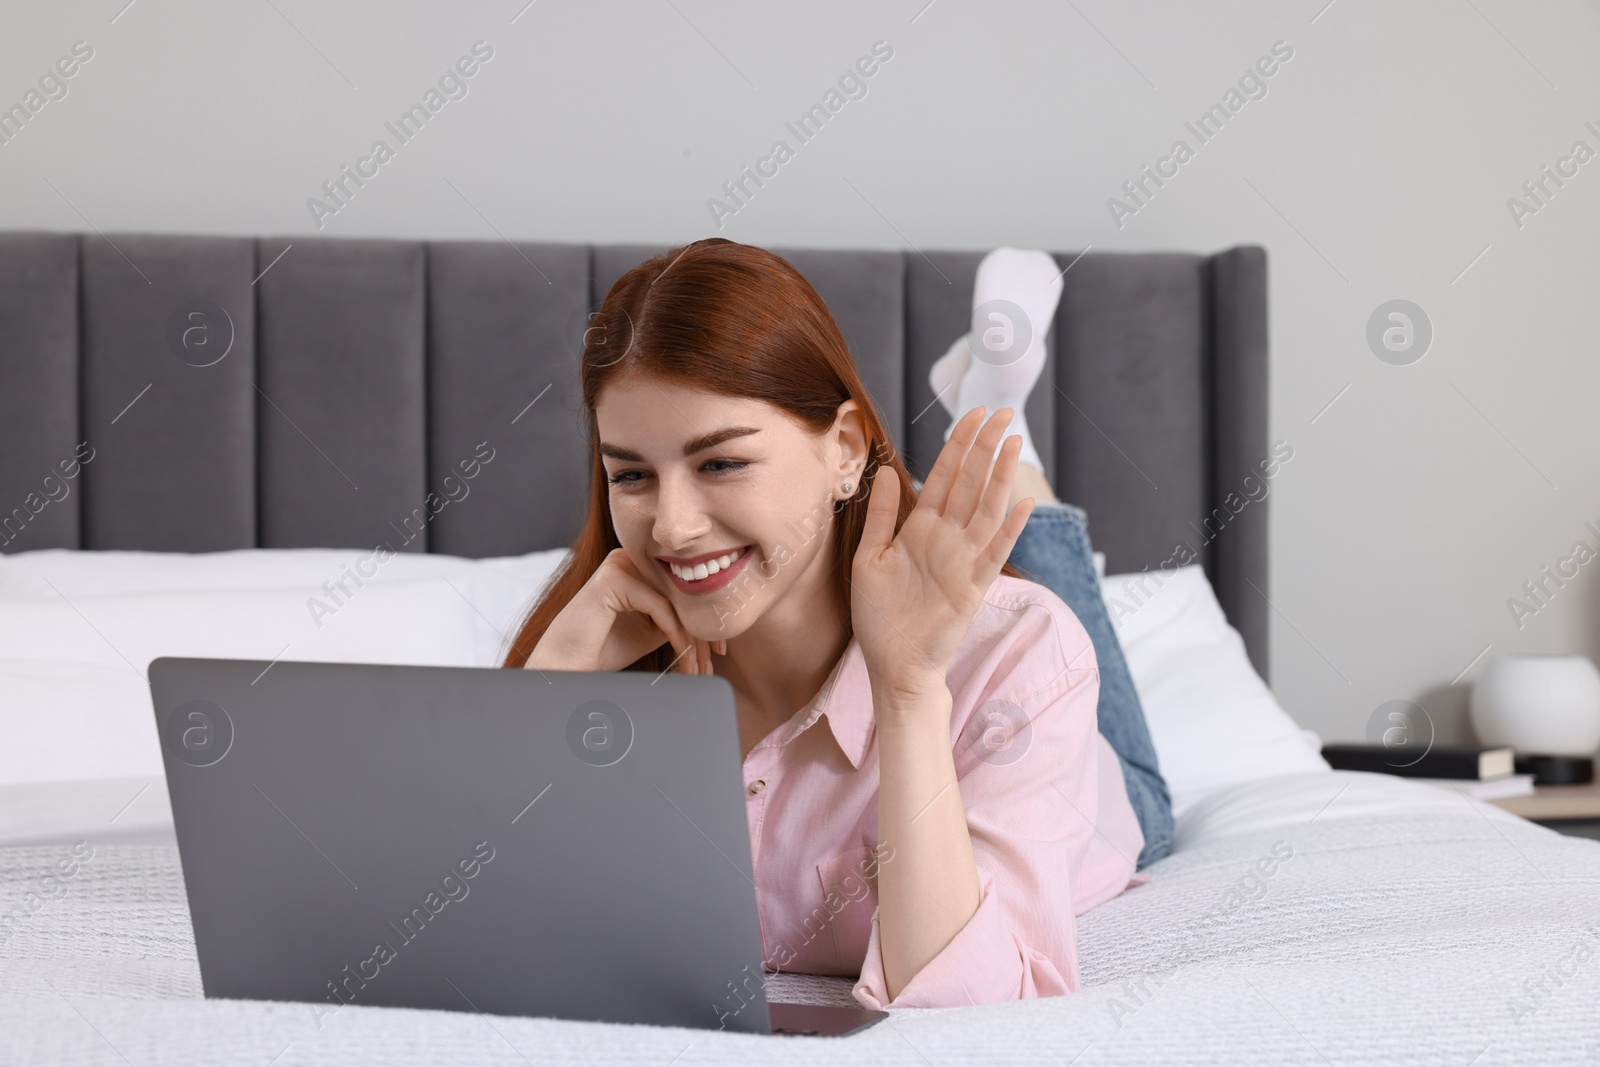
left=1007, top=502, right=1174, bottom=869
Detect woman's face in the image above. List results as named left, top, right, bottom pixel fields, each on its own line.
left=595, top=374, right=867, bottom=642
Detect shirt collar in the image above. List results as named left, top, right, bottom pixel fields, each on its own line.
left=774, top=636, right=876, bottom=770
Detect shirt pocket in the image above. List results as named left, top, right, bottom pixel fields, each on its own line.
left=814, top=845, right=880, bottom=972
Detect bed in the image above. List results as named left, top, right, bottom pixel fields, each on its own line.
left=3, top=233, right=1598, bottom=1064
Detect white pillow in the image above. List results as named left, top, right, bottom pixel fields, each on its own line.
left=0, top=578, right=500, bottom=672
left=1098, top=563, right=1329, bottom=819
left=0, top=659, right=166, bottom=785
left=0, top=545, right=567, bottom=601
left=0, top=579, right=502, bottom=786
left=0, top=546, right=569, bottom=667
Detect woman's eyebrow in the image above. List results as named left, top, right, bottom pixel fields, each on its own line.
left=599, top=426, right=761, bottom=462
left=684, top=426, right=761, bottom=455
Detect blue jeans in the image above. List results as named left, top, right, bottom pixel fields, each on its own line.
left=1007, top=502, right=1173, bottom=869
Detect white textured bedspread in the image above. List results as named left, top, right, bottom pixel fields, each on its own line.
left=4, top=778, right=1600, bottom=1065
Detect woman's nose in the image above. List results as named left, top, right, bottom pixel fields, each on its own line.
left=651, top=473, right=711, bottom=549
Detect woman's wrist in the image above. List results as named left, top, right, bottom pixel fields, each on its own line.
left=869, top=669, right=951, bottom=730
left=525, top=636, right=588, bottom=673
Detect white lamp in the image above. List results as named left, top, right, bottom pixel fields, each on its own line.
left=1470, top=654, right=1600, bottom=755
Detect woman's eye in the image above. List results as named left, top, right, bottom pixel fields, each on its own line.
left=606, top=459, right=748, bottom=488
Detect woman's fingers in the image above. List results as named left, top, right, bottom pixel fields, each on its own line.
left=632, top=574, right=715, bottom=676
left=984, top=495, right=1036, bottom=571
left=944, top=408, right=1014, bottom=527
left=627, top=584, right=697, bottom=674
left=969, top=433, right=1023, bottom=541
left=916, top=406, right=986, bottom=515
left=678, top=639, right=720, bottom=676
left=606, top=549, right=719, bottom=675
left=664, top=625, right=699, bottom=674
left=857, top=465, right=901, bottom=559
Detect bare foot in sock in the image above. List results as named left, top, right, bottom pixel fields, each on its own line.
left=949, top=248, right=1065, bottom=470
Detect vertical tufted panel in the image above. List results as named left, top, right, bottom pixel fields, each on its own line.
left=0, top=233, right=81, bottom=551
left=1052, top=253, right=1209, bottom=580
left=256, top=237, right=426, bottom=552
left=81, top=234, right=257, bottom=551
left=771, top=247, right=905, bottom=449
left=428, top=241, right=591, bottom=557
left=0, top=231, right=1267, bottom=675
left=905, top=252, right=976, bottom=485
left=1210, top=246, right=1271, bottom=678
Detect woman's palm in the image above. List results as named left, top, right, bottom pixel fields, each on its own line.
left=851, top=407, right=1035, bottom=696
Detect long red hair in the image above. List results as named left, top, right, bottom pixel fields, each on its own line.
left=502, top=237, right=1017, bottom=673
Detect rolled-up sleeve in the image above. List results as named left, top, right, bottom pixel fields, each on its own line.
left=850, top=598, right=1146, bottom=1010
left=852, top=867, right=1074, bottom=1008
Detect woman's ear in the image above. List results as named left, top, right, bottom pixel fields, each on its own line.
left=829, top=398, right=869, bottom=485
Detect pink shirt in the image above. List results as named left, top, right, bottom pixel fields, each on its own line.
left=742, top=574, right=1150, bottom=1010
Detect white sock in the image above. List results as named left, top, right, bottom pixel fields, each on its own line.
left=950, top=248, right=1064, bottom=470
left=928, top=333, right=971, bottom=418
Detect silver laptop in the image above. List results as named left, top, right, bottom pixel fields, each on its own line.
left=147, top=656, right=886, bottom=1037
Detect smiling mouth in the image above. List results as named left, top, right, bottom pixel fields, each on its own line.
left=659, top=546, right=751, bottom=584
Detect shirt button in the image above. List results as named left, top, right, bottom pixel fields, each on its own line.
left=748, top=779, right=766, bottom=795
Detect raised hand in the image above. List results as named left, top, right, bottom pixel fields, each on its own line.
left=849, top=407, right=1035, bottom=709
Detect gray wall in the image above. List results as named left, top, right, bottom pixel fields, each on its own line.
left=4, top=0, right=1597, bottom=747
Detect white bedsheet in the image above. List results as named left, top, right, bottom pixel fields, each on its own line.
left=0, top=776, right=177, bottom=849
left=5, top=771, right=1599, bottom=1064
left=1172, top=768, right=1531, bottom=847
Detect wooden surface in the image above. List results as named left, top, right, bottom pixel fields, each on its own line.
left=1489, top=778, right=1600, bottom=819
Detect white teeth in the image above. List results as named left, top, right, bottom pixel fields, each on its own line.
left=670, top=547, right=746, bottom=582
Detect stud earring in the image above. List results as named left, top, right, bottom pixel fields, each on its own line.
left=842, top=481, right=853, bottom=496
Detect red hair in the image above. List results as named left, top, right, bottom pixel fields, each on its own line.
left=502, top=237, right=1017, bottom=673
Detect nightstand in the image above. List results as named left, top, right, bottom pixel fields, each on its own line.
left=1489, top=780, right=1600, bottom=841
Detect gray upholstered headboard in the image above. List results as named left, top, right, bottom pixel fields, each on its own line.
left=0, top=234, right=1270, bottom=679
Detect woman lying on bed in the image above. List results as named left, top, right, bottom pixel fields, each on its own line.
left=502, top=238, right=1172, bottom=1010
